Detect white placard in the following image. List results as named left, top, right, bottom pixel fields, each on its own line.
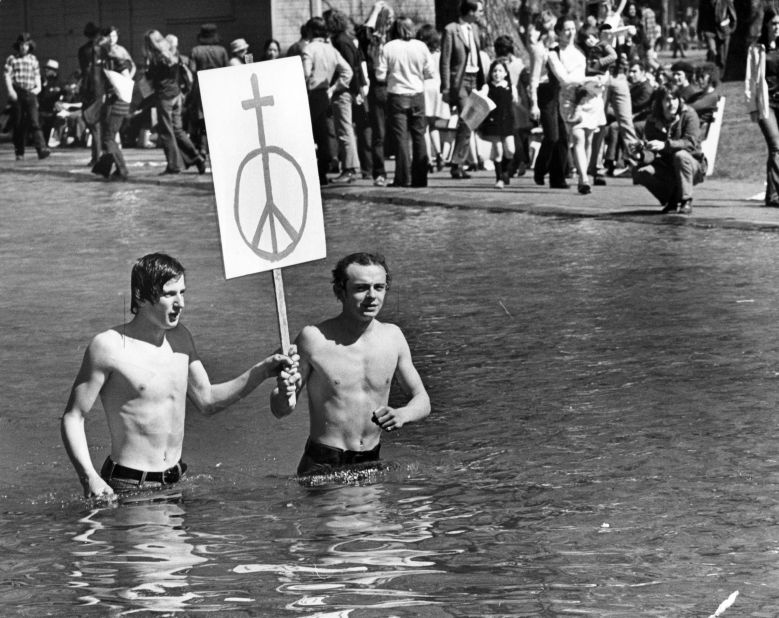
left=199, top=57, right=326, bottom=279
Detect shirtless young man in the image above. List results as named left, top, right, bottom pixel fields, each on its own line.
left=61, top=253, right=296, bottom=498
left=270, top=252, right=430, bottom=476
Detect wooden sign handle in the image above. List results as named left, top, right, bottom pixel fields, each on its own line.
left=272, top=268, right=296, bottom=407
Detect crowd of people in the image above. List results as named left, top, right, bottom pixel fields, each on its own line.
left=2, top=0, right=733, bottom=212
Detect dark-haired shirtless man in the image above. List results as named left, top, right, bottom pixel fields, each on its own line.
left=271, top=252, right=430, bottom=476
left=61, top=252, right=296, bottom=498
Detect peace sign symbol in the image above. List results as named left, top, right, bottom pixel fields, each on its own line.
left=234, top=73, right=308, bottom=261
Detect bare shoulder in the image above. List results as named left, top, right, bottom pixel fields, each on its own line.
left=296, top=323, right=329, bottom=353
left=374, top=321, right=408, bottom=350
left=89, top=328, right=124, bottom=358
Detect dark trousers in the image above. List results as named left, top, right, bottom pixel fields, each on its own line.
left=365, top=83, right=388, bottom=179
left=353, top=98, right=372, bottom=177
left=703, top=31, right=730, bottom=71
left=759, top=107, right=779, bottom=206
left=534, top=82, right=568, bottom=186
left=157, top=94, right=200, bottom=172
left=388, top=92, right=428, bottom=187
left=308, top=88, right=332, bottom=183
left=11, top=89, right=46, bottom=156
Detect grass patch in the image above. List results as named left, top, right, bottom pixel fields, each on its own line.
left=714, top=80, right=763, bottom=182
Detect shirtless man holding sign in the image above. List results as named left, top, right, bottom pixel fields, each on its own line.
left=61, top=253, right=296, bottom=498
left=271, top=253, right=430, bottom=476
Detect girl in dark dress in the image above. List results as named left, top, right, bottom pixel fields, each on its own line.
left=479, top=59, right=515, bottom=189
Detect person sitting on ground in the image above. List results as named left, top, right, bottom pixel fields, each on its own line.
left=631, top=86, right=705, bottom=215
left=603, top=58, right=655, bottom=175
left=61, top=252, right=296, bottom=498
left=669, top=60, right=699, bottom=102
left=271, top=252, right=430, bottom=478
left=687, top=61, right=720, bottom=129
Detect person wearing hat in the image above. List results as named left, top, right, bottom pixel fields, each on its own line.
left=188, top=23, right=229, bottom=155
left=4, top=32, right=50, bottom=160
left=38, top=58, right=63, bottom=145
left=228, top=38, right=251, bottom=66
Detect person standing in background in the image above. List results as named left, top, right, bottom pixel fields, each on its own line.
left=440, top=0, right=485, bottom=179
left=188, top=23, right=228, bottom=156
left=4, top=32, right=50, bottom=161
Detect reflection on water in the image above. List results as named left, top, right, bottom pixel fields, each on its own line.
left=236, top=483, right=451, bottom=612
left=67, top=492, right=208, bottom=613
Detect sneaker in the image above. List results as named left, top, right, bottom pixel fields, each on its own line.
left=373, top=176, right=386, bottom=187
left=331, top=170, right=355, bottom=183
left=495, top=180, right=505, bottom=189
left=677, top=199, right=692, bottom=215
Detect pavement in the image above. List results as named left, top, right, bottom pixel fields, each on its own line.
left=2, top=145, right=778, bottom=232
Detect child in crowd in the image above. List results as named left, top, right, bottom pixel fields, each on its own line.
left=479, top=59, right=515, bottom=189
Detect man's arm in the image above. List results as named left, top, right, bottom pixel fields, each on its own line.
left=372, top=327, right=430, bottom=431
left=188, top=353, right=293, bottom=417
left=330, top=49, right=353, bottom=98
left=61, top=333, right=115, bottom=499
left=4, top=59, right=17, bottom=102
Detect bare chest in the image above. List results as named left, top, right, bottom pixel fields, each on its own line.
left=105, top=340, right=189, bottom=404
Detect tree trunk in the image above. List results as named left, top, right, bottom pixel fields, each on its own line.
left=480, top=0, right=528, bottom=61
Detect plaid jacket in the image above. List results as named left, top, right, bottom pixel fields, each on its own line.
left=4, top=53, right=39, bottom=91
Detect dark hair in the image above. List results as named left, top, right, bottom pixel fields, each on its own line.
left=760, top=9, right=779, bottom=48
left=13, top=32, right=35, bottom=53
left=390, top=17, right=415, bottom=41
left=493, top=34, right=514, bottom=57
left=488, top=58, right=512, bottom=89
left=555, top=16, right=577, bottom=34
left=324, top=9, right=353, bottom=36
left=629, top=58, right=648, bottom=72
left=306, top=16, right=329, bottom=39
left=416, top=24, right=441, bottom=52
left=651, top=86, right=680, bottom=119
left=131, top=253, right=185, bottom=314
left=460, top=0, right=481, bottom=18
left=695, top=61, right=720, bottom=88
left=83, top=22, right=99, bottom=38
left=670, top=60, right=694, bottom=79
left=332, top=253, right=391, bottom=297
left=263, top=38, right=281, bottom=55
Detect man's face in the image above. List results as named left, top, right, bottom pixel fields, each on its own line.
left=628, top=64, right=645, bottom=84
left=139, top=275, right=186, bottom=330
left=672, top=70, right=689, bottom=88
left=465, top=2, right=484, bottom=24
left=338, top=263, right=387, bottom=323
left=662, top=94, right=680, bottom=117
left=18, top=42, right=30, bottom=56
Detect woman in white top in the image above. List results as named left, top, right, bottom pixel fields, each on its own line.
left=547, top=15, right=605, bottom=194
left=376, top=17, right=434, bottom=187
left=417, top=24, right=445, bottom=172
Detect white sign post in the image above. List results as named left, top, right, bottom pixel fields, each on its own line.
left=200, top=58, right=327, bottom=405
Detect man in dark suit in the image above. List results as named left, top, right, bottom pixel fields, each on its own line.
left=698, top=0, right=737, bottom=71
left=440, top=0, right=485, bottom=179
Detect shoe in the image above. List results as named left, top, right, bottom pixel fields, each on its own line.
left=677, top=199, right=692, bottom=215
left=91, top=154, right=113, bottom=178
left=593, top=175, right=607, bottom=186
left=373, top=176, right=386, bottom=187
left=495, top=180, right=505, bottom=189
left=110, top=170, right=128, bottom=181
left=533, top=174, right=544, bottom=186
left=37, top=149, right=51, bottom=160
left=361, top=171, right=371, bottom=180
left=451, top=167, right=471, bottom=179
left=435, top=154, right=444, bottom=172
left=660, top=201, right=678, bottom=213
left=550, top=181, right=570, bottom=189
left=160, top=168, right=181, bottom=175
left=516, top=163, right=527, bottom=177
left=578, top=184, right=591, bottom=195
left=502, top=172, right=510, bottom=186
left=195, top=157, right=207, bottom=174
left=331, top=170, right=355, bottom=183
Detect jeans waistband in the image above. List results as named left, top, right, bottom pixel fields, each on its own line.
left=101, top=457, right=187, bottom=485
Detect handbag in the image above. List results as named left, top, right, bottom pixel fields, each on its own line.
left=82, top=98, right=101, bottom=125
